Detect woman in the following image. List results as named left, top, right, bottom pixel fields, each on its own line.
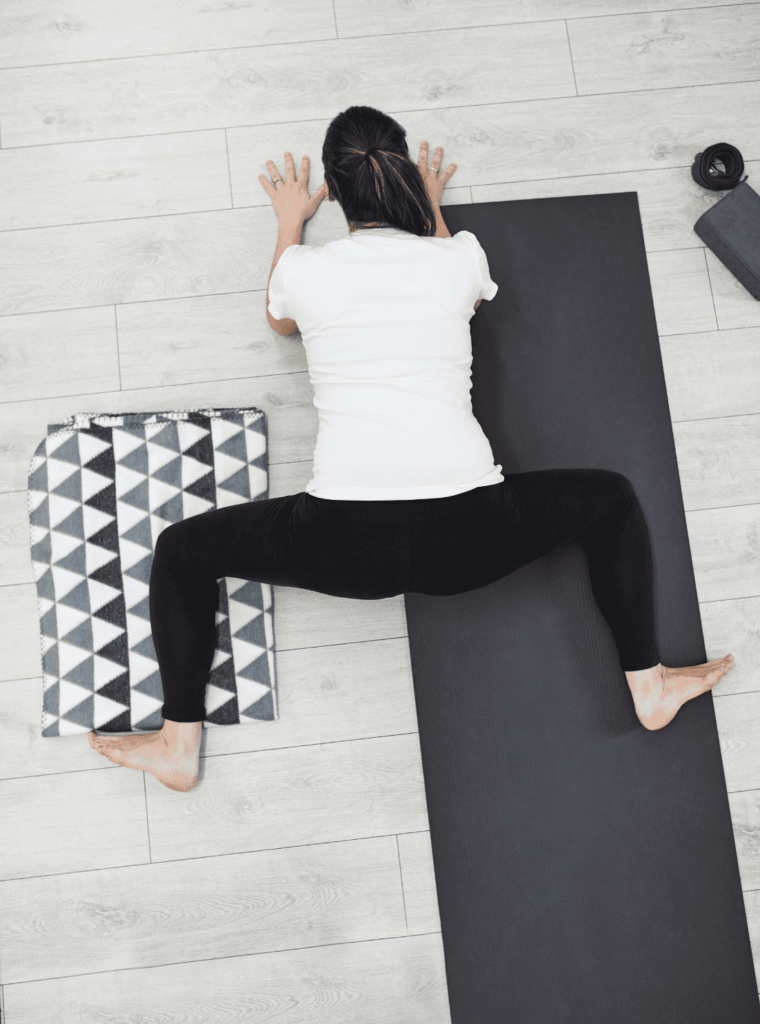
left=89, top=105, right=734, bottom=792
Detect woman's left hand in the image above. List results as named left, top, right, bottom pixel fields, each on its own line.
left=259, top=152, right=328, bottom=225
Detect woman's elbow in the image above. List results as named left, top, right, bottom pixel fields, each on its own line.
left=266, top=307, right=299, bottom=335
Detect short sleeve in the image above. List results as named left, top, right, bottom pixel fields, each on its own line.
left=267, top=244, right=296, bottom=320
left=456, top=230, right=499, bottom=302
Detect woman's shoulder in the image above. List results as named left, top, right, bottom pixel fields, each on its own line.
left=450, top=229, right=480, bottom=246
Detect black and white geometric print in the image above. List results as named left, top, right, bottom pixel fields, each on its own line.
left=27, top=407, right=278, bottom=737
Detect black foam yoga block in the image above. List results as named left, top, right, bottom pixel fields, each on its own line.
left=404, top=193, right=760, bottom=1024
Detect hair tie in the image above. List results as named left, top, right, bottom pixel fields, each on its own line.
left=365, top=147, right=381, bottom=163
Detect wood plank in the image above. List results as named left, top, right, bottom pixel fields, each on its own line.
left=335, top=0, right=740, bottom=39
left=1, top=0, right=743, bottom=68
left=660, top=327, right=760, bottom=423
left=0, top=582, right=41, bottom=684
left=147, top=732, right=427, bottom=862
left=673, top=414, right=760, bottom=513
left=643, top=247, right=717, bottom=336
left=706, top=246, right=760, bottom=332
left=0, top=764, right=148, bottom=882
left=274, top=589, right=407, bottom=650
left=742, top=889, right=760, bottom=983
left=0, top=637, right=417, bottom=780
left=209, top=636, right=417, bottom=752
left=2, top=931, right=449, bottom=1024
left=460, top=78, right=760, bottom=199
left=0, top=305, right=119, bottom=402
left=398, top=830, right=442, bottom=936
left=728, top=788, right=760, bottom=893
left=116, top=290, right=308, bottom=390
left=0, top=206, right=296, bottom=317
left=0, top=370, right=317, bottom=493
left=568, top=6, right=760, bottom=95
left=687, top=503, right=760, bottom=604
left=0, top=673, right=114, bottom=780
left=0, top=834, right=408, bottom=984
left=714, top=689, right=760, bottom=795
left=0, top=22, right=575, bottom=147
left=699, top=596, right=760, bottom=698
left=0, top=130, right=231, bottom=231
left=269, top=459, right=312, bottom=497
left=0, top=0, right=337, bottom=69
left=0, top=489, right=33, bottom=587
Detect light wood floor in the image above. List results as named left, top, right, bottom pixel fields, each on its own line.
left=1, top=1, right=759, bottom=1019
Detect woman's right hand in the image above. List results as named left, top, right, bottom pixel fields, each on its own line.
left=418, top=141, right=457, bottom=207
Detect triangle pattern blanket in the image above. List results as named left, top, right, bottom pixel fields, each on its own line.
left=27, top=407, right=278, bottom=737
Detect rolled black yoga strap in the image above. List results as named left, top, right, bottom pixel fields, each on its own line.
left=690, top=141, right=747, bottom=190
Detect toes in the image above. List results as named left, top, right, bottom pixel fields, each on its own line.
left=92, top=737, right=123, bottom=763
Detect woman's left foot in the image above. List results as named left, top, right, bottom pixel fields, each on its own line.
left=626, top=655, right=734, bottom=731
left=88, top=728, right=200, bottom=792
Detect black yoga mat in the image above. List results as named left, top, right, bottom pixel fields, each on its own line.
left=404, top=193, right=760, bottom=1024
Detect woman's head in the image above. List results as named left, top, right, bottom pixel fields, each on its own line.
left=322, top=105, right=437, bottom=237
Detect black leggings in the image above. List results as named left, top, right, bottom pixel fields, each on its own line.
left=149, top=469, right=661, bottom=723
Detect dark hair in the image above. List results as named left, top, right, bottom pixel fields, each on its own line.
left=322, top=105, right=437, bottom=237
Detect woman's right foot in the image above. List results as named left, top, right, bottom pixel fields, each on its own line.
left=625, top=655, right=734, bottom=731
left=88, top=721, right=202, bottom=792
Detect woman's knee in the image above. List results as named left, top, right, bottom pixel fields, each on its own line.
left=153, top=519, right=198, bottom=570
left=596, top=469, right=638, bottom=506
left=602, top=473, right=649, bottom=534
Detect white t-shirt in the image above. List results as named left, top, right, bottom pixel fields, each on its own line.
left=267, top=225, right=503, bottom=500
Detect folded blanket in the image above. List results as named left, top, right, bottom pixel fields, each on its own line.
left=27, top=408, right=278, bottom=737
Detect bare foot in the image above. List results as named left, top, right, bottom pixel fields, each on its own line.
left=88, top=723, right=201, bottom=792
left=626, top=654, right=734, bottom=731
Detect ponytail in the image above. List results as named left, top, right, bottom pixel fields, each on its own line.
left=322, top=105, right=437, bottom=237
